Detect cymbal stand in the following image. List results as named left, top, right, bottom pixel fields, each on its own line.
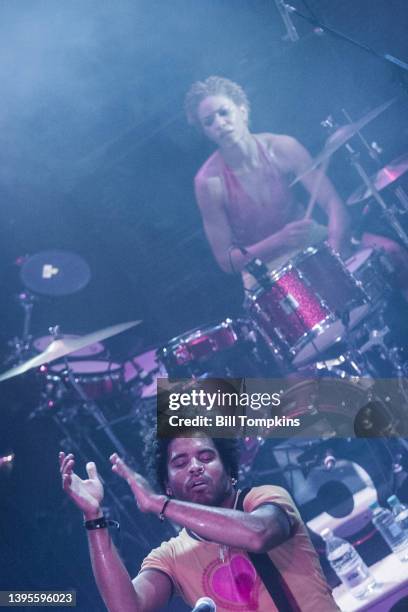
left=62, top=364, right=130, bottom=459
left=345, top=144, right=408, bottom=248
left=341, top=108, right=384, bottom=167
left=336, top=311, right=380, bottom=379
left=320, top=116, right=408, bottom=248
left=5, top=292, right=36, bottom=366
left=342, top=107, right=408, bottom=215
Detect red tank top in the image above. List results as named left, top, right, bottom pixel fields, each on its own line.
left=219, top=137, right=302, bottom=246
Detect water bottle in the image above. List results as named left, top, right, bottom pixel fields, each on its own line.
left=321, top=528, right=376, bottom=599
left=369, top=501, right=408, bottom=562
left=387, top=495, right=408, bottom=534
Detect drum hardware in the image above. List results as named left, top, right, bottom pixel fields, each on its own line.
left=346, top=248, right=394, bottom=308
left=17, top=291, right=35, bottom=347
left=345, top=145, right=408, bottom=249
left=316, top=113, right=408, bottom=250
left=285, top=2, right=408, bottom=95
left=244, top=257, right=271, bottom=289
left=291, top=98, right=398, bottom=187
left=123, top=349, right=166, bottom=399
left=347, top=152, right=408, bottom=209
left=47, top=361, right=124, bottom=401
left=38, top=358, right=128, bottom=450
left=3, top=291, right=38, bottom=367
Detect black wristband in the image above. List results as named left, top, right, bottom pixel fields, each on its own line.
left=84, top=516, right=120, bottom=531
left=159, top=497, right=171, bottom=522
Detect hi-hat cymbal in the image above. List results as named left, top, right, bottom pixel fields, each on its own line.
left=292, top=97, right=398, bottom=186
left=347, top=152, right=408, bottom=205
left=20, top=250, right=91, bottom=296
left=0, top=320, right=141, bottom=383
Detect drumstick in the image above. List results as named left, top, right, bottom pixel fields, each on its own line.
left=304, top=157, right=330, bottom=220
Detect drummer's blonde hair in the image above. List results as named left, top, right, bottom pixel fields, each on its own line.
left=185, top=76, right=250, bottom=130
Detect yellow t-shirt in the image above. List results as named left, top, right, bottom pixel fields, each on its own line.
left=140, top=485, right=339, bottom=611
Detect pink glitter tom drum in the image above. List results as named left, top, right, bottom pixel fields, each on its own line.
left=49, top=360, right=123, bottom=399
left=158, top=319, right=261, bottom=378
left=246, top=244, right=368, bottom=366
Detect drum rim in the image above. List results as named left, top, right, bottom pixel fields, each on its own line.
left=292, top=303, right=372, bottom=366
left=346, top=247, right=376, bottom=270
left=49, top=359, right=123, bottom=374
left=247, top=244, right=333, bottom=297
left=159, top=318, right=238, bottom=352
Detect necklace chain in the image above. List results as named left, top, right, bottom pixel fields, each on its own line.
left=190, top=489, right=240, bottom=563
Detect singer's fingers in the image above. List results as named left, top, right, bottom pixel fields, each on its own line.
left=60, top=453, right=74, bottom=474
left=86, top=462, right=98, bottom=480
left=62, top=472, right=72, bottom=491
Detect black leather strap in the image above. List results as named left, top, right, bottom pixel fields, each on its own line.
left=237, top=488, right=300, bottom=612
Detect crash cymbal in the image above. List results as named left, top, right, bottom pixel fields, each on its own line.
left=33, top=334, right=105, bottom=358
left=347, top=152, right=408, bottom=205
left=20, top=250, right=91, bottom=296
left=0, top=320, right=141, bottom=383
left=292, top=97, right=398, bottom=186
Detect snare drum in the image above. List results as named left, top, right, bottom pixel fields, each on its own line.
left=246, top=244, right=368, bottom=366
left=49, top=360, right=123, bottom=399
left=158, top=319, right=264, bottom=378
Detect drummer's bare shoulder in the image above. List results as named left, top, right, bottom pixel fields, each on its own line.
left=194, top=151, right=226, bottom=211
left=259, top=132, right=312, bottom=174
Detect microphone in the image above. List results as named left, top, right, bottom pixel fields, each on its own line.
left=191, top=597, right=216, bottom=612
left=274, top=0, right=299, bottom=42
left=244, top=257, right=271, bottom=289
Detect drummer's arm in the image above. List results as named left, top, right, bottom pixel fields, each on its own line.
left=276, top=136, right=351, bottom=254
left=195, top=175, right=302, bottom=273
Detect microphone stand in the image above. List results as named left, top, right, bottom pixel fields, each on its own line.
left=282, top=3, right=408, bottom=93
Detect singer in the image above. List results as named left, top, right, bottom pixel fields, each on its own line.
left=59, top=436, right=340, bottom=611
left=185, top=76, right=408, bottom=294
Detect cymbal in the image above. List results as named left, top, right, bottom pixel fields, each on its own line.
left=347, top=152, right=408, bottom=205
left=20, top=250, right=91, bottom=296
left=0, top=320, right=141, bottom=383
left=292, top=97, right=398, bottom=186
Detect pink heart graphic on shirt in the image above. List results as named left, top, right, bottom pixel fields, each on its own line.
left=204, top=554, right=259, bottom=609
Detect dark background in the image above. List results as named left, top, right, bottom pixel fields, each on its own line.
left=1, top=1, right=407, bottom=610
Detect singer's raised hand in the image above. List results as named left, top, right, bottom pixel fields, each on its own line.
left=59, top=452, right=104, bottom=519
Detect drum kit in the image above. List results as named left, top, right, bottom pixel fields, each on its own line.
left=1, top=99, right=408, bottom=496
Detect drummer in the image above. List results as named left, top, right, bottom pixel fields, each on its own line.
left=185, top=76, right=408, bottom=297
